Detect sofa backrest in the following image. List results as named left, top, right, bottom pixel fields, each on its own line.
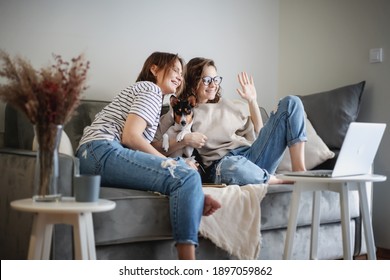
left=64, top=100, right=109, bottom=152
left=3, top=100, right=110, bottom=152
left=64, top=102, right=269, bottom=152
left=4, top=99, right=269, bottom=154
left=4, top=104, right=35, bottom=150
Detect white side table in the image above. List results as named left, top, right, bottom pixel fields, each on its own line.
left=277, top=174, right=386, bottom=260
left=10, top=197, right=116, bottom=260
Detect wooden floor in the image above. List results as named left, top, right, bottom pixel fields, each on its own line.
left=354, top=247, right=390, bottom=260
left=376, top=247, right=390, bottom=260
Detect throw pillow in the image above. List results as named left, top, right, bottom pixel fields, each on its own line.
left=32, top=130, right=74, bottom=156
left=299, top=81, right=365, bottom=150
left=276, top=117, right=335, bottom=172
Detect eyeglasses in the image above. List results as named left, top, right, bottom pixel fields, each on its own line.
left=201, top=76, right=223, bottom=86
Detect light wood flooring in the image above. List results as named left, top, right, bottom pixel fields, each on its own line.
left=354, top=247, right=390, bottom=260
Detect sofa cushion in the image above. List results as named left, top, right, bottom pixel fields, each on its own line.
left=32, top=130, right=74, bottom=156
left=67, top=101, right=170, bottom=153
left=93, top=187, right=172, bottom=245
left=4, top=104, right=34, bottom=150
left=64, top=100, right=109, bottom=152
left=299, top=81, right=365, bottom=150
left=277, top=116, right=335, bottom=172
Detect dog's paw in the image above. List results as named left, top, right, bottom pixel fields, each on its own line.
left=176, top=131, right=184, bottom=142
left=162, top=134, right=169, bottom=152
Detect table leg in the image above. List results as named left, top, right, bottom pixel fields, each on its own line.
left=85, top=212, right=97, bottom=260
left=28, top=214, right=43, bottom=259
left=41, top=216, right=53, bottom=259
left=310, top=191, right=321, bottom=260
left=339, top=183, right=352, bottom=260
left=358, top=182, right=376, bottom=260
left=28, top=213, right=53, bottom=260
left=283, top=186, right=302, bottom=259
left=73, top=213, right=89, bottom=260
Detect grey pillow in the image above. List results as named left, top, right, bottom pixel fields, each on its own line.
left=299, top=81, right=365, bottom=150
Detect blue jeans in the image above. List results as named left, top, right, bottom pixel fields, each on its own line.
left=210, top=95, right=307, bottom=185
left=75, top=140, right=204, bottom=246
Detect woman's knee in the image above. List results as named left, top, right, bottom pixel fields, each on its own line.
left=280, top=95, right=304, bottom=112
left=178, top=167, right=203, bottom=195
left=219, top=156, right=268, bottom=185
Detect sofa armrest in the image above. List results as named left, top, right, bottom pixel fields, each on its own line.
left=0, top=148, right=76, bottom=259
left=0, top=148, right=75, bottom=198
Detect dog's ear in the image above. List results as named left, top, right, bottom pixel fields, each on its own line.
left=188, top=95, right=197, bottom=108
left=170, top=95, right=179, bottom=107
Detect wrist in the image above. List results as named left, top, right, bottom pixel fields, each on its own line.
left=183, top=134, right=190, bottom=145
left=248, top=98, right=258, bottom=105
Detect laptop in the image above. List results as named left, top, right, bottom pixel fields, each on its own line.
left=282, top=122, right=386, bottom=178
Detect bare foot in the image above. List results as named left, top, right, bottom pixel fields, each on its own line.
left=203, top=194, right=221, bottom=216
left=268, top=175, right=295, bottom=185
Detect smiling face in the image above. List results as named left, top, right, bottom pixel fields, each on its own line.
left=153, top=59, right=183, bottom=95
left=195, top=65, right=219, bottom=104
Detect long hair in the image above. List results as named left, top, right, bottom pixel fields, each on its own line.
left=180, top=57, right=222, bottom=104
left=136, top=52, right=185, bottom=93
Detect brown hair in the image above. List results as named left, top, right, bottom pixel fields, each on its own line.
left=136, top=52, right=185, bottom=93
left=180, top=57, right=222, bottom=104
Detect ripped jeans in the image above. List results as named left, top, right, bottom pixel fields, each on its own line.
left=75, top=140, right=204, bottom=246
left=210, top=95, right=307, bottom=185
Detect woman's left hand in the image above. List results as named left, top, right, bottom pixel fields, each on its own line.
left=236, top=72, right=257, bottom=102
left=185, top=157, right=199, bottom=170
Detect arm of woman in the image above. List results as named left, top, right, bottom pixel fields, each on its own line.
left=122, top=113, right=165, bottom=157
left=152, top=132, right=208, bottom=156
left=236, top=72, right=263, bottom=135
left=248, top=99, right=263, bottom=136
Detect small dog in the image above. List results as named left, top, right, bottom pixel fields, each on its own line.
left=162, top=95, right=196, bottom=158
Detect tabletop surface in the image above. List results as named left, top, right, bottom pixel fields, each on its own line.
left=276, top=173, right=387, bottom=183
left=10, top=197, right=116, bottom=214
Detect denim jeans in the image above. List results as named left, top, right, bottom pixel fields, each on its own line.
left=211, top=95, right=307, bottom=185
left=76, top=140, right=204, bottom=246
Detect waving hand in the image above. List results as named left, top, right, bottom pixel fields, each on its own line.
left=236, top=72, right=257, bottom=102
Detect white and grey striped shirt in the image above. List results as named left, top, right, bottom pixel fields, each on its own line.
left=78, top=81, right=163, bottom=149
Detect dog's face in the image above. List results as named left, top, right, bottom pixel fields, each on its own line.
left=170, top=95, right=196, bottom=127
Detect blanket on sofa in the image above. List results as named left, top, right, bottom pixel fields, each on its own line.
left=200, top=184, right=268, bottom=260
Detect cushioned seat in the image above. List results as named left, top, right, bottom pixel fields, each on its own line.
left=94, top=188, right=171, bottom=245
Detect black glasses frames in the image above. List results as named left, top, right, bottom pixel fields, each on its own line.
left=202, top=76, right=223, bottom=86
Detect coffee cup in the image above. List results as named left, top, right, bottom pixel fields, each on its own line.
left=73, top=174, right=101, bottom=202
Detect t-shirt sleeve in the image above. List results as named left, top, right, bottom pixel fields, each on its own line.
left=129, top=83, right=162, bottom=127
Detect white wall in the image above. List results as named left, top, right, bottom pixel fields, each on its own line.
left=279, top=0, right=390, bottom=249
left=0, top=0, right=279, bottom=135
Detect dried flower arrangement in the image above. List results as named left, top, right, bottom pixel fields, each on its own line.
left=0, top=50, right=89, bottom=125
left=0, top=50, right=90, bottom=200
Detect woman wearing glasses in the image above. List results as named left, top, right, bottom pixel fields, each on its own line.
left=154, top=57, right=307, bottom=185
left=76, top=52, right=221, bottom=260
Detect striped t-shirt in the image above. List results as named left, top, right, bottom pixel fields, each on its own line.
left=78, top=81, right=163, bottom=149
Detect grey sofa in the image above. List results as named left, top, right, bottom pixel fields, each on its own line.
left=0, top=81, right=368, bottom=260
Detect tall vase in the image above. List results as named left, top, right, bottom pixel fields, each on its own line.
left=33, top=124, right=63, bottom=202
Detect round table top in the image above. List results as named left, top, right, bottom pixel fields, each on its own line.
left=276, top=173, right=387, bottom=183
left=10, top=197, right=116, bottom=214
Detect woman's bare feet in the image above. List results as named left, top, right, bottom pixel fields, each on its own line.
left=268, top=175, right=295, bottom=185
left=203, top=194, right=221, bottom=216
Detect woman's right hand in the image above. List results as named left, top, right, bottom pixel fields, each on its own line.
left=236, top=72, right=257, bottom=102
left=184, top=132, right=208, bottom=149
